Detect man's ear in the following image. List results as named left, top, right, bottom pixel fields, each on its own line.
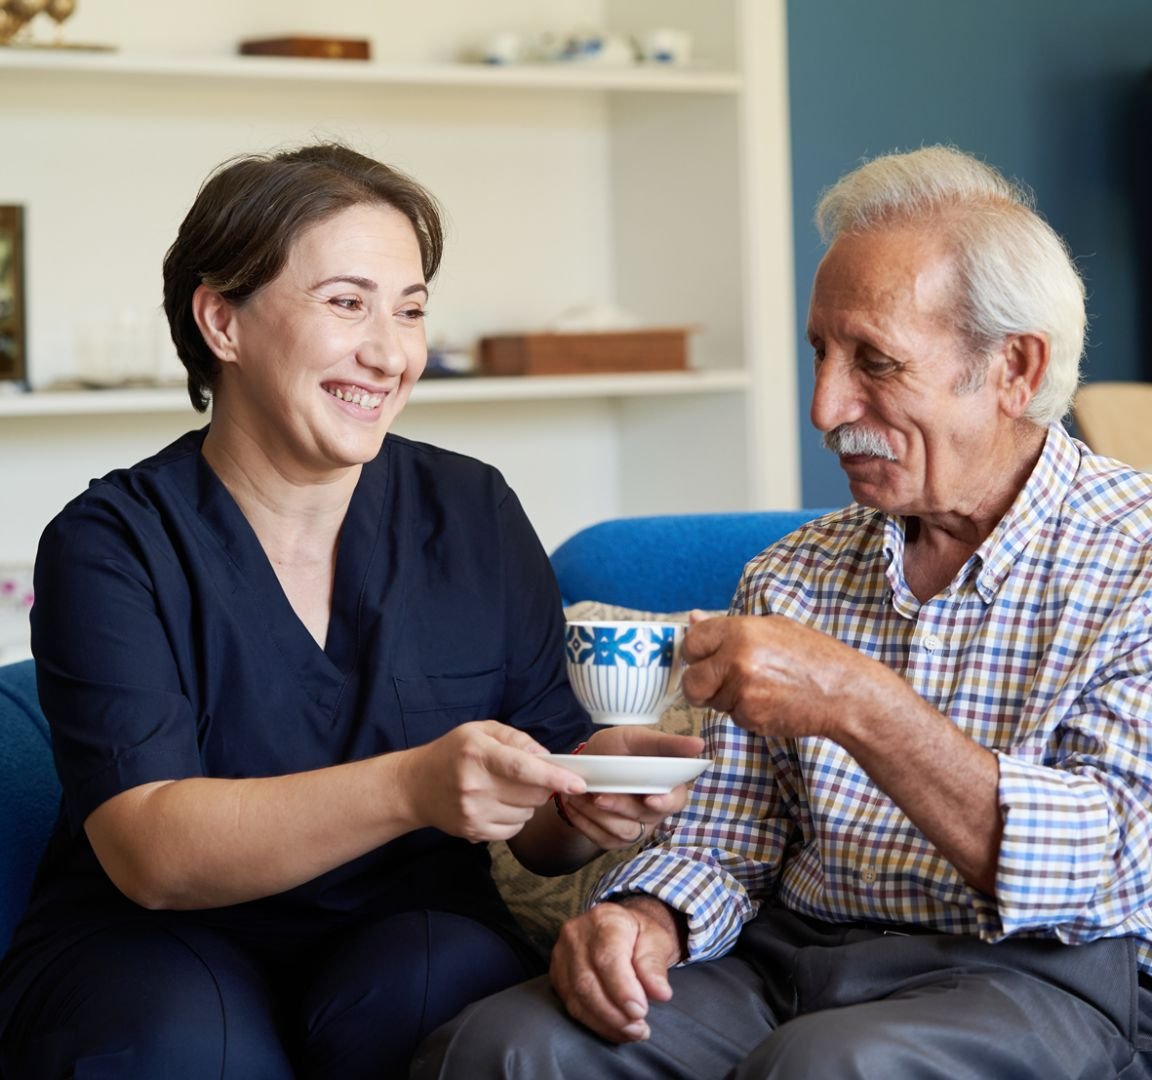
left=192, top=285, right=239, bottom=364
left=998, top=333, right=1048, bottom=419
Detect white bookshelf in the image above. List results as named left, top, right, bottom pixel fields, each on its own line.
left=0, top=47, right=742, bottom=92
left=0, top=369, right=749, bottom=417
left=0, top=0, right=797, bottom=565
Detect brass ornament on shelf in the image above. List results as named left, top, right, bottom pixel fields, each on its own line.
left=46, top=0, right=75, bottom=42
left=0, top=0, right=76, bottom=47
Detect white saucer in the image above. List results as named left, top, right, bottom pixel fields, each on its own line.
left=544, top=754, right=712, bottom=794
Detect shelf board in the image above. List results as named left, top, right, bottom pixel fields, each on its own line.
left=0, top=370, right=749, bottom=418
left=0, top=386, right=196, bottom=417
left=0, top=49, right=740, bottom=94
left=412, top=369, right=749, bottom=403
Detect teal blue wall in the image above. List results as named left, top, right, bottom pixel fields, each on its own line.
left=787, top=0, right=1152, bottom=506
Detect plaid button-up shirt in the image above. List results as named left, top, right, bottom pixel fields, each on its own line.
left=593, top=424, right=1152, bottom=970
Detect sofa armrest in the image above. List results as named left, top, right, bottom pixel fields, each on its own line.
left=0, top=660, right=60, bottom=957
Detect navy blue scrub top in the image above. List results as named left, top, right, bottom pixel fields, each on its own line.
left=0, top=428, right=590, bottom=1025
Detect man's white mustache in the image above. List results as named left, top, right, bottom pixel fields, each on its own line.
left=823, top=425, right=898, bottom=461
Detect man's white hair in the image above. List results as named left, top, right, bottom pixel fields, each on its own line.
left=815, top=145, right=1086, bottom=424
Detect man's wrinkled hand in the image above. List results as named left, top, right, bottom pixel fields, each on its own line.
left=681, top=613, right=891, bottom=740
left=550, top=897, right=684, bottom=1043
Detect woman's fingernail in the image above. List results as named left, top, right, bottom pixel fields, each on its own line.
left=623, top=999, right=646, bottom=1020
left=622, top=1021, right=650, bottom=1041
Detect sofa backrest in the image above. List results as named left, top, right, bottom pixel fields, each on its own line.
left=0, top=660, right=60, bottom=957
left=550, top=510, right=834, bottom=612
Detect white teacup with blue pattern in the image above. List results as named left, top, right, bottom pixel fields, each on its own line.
left=565, top=620, right=686, bottom=725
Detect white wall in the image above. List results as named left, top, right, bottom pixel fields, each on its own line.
left=1, top=2, right=622, bottom=561
left=0, top=0, right=796, bottom=572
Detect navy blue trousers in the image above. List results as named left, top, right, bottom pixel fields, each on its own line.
left=0, top=908, right=536, bottom=1079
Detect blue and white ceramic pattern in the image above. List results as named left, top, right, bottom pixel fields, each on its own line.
left=564, top=621, right=686, bottom=724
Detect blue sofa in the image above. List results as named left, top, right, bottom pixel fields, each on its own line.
left=0, top=509, right=827, bottom=960
left=550, top=510, right=826, bottom=612
left=0, top=659, right=56, bottom=960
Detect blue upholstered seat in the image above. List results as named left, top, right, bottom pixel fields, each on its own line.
left=550, top=510, right=830, bottom=612
left=0, top=660, right=59, bottom=957
left=0, top=508, right=829, bottom=960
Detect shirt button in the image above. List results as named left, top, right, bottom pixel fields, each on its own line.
left=923, top=634, right=942, bottom=652
left=859, top=867, right=877, bottom=884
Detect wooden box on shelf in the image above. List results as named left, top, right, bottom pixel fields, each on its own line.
left=238, top=37, right=371, bottom=61
left=478, top=328, right=690, bottom=377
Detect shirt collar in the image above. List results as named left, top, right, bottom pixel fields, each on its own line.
left=882, top=513, right=909, bottom=606
left=971, top=423, right=1079, bottom=602
left=880, top=423, right=1079, bottom=607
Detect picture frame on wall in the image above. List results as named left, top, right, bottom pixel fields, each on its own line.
left=0, top=205, right=26, bottom=386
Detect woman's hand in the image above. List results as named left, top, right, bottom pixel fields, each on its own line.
left=554, top=726, right=705, bottom=850
left=398, top=720, right=589, bottom=843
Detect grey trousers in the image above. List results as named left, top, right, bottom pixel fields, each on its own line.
left=411, top=905, right=1152, bottom=1079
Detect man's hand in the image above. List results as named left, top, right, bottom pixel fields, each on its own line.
left=555, top=726, right=705, bottom=850
left=681, top=613, right=897, bottom=741
left=550, top=896, right=686, bottom=1042
left=401, top=721, right=587, bottom=842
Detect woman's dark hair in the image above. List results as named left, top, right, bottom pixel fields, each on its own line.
left=162, top=143, right=444, bottom=412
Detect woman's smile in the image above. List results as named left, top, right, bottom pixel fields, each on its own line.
left=322, top=382, right=387, bottom=413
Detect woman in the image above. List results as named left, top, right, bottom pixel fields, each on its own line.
left=0, top=143, right=702, bottom=1078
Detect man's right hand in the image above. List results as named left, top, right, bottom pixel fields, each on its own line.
left=550, top=896, right=686, bottom=1043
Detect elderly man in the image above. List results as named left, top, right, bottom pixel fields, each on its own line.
left=413, top=146, right=1152, bottom=1078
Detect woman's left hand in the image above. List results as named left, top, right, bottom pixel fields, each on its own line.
left=555, top=727, right=704, bottom=851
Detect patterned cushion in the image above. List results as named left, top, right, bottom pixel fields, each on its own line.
left=489, top=601, right=714, bottom=954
